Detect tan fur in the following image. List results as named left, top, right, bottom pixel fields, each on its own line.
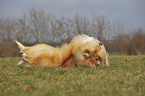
left=19, top=43, right=73, bottom=67
left=16, top=34, right=109, bottom=67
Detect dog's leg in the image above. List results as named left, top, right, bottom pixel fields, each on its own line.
left=17, top=60, right=30, bottom=68
left=17, top=60, right=25, bottom=66
left=21, top=53, right=44, bottom=66
left=21, top=52, right=33, bottom=63
left=15, top=40, right=25, bottom=50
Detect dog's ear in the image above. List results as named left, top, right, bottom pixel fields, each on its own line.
left=94, top=42, right=102, bottom=53
left=15, top=40, right=25, bottom=50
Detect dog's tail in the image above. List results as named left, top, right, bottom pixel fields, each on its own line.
left=15, top=40, right=25, bottom=50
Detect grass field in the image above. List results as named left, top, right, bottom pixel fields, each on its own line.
left=0, top=55, right=145, bottom=96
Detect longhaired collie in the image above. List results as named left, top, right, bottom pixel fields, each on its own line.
left=15, top=34, right=109, bottom=67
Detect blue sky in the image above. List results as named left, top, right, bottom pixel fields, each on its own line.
left=0, top=0, right=145, bottom=31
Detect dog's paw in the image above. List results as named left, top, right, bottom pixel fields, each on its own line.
left=21, top=53, right=31, bottom=62
left=22, top=52, right=27, bottom=57
left=17, top=60, right=31, bottom=68
left=20, top=50, right=23, bottom=54
left=17, top=60, right=24, bottom=66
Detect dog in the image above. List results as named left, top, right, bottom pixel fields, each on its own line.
left=16, top=34, right=109, bottom=67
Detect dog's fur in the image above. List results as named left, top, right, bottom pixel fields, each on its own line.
left=16, top=34, right=109, bottom=67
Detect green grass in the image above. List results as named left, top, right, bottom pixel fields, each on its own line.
left=0, top=56, right=145, bottom=96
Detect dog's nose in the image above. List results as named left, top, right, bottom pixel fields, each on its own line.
left=95, top=63, right=100, bottom=66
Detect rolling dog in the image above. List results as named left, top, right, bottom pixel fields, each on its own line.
left=16, top=34, right=109, bottom=67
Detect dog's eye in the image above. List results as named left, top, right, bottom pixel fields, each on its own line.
left=83, top=50, right=92, bottom=59
left=95, top=55, right=101, bottom=59
left=83, top=53, right=90, bottom=59
left=85, top=50, right=91, bottom=54
left=96, top=58, right=99, bottom=60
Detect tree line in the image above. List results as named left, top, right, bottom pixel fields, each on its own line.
left=0, top=8, right=145, bottom=57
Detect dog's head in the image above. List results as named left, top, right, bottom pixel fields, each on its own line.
left=83, top=44, right=102, bottom=66
left=74, top=42, right=102, bottom=67
left=82, top=49, right=101, bottom=67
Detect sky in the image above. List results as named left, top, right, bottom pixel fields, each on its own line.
left=0, top=0, right=145, bottom=31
